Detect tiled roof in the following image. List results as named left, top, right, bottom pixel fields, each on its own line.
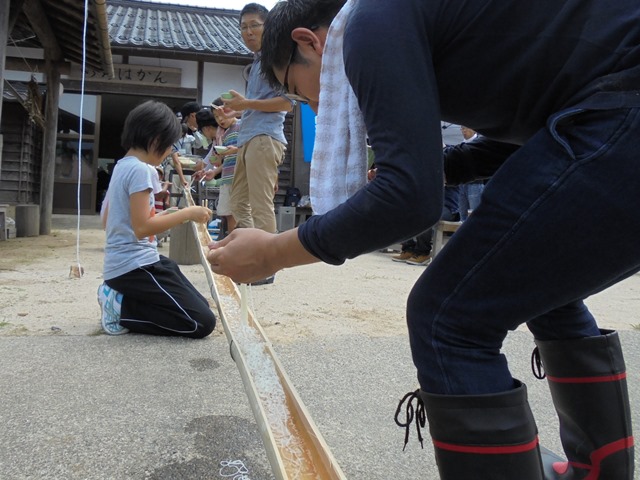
left=2, top=81, right=47, bottom=103
left=107, top=0, right=252, bottom=58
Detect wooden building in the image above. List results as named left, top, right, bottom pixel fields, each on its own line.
left=2, top=0, right=114, bottom=233
left=1, top=0, right=309, bottom=232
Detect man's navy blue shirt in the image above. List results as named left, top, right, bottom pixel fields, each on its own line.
left=299, top=0, right=640, bottom=265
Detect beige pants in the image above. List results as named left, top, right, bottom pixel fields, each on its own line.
left=231, top=135, right=285, bottom=233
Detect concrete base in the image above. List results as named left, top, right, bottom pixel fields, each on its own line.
left=0, top=204, right=7, bottom=241
left=169, top=222, right=201, bottom=265
left=15, top=204, right=40, bottom=237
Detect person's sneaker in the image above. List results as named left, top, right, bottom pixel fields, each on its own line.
left=97, top=283, right=129, bottom=335
left=391, top=251, right=414, bottom=262
left=405, top=254, right=432, bottom=266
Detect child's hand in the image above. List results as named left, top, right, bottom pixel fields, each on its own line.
left=223, top=146, right=238, bottom=155
left=186, top=206, right=213, bottom=224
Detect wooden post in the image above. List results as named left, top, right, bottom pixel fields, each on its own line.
left=39, top=60, right=60, bottom=235
left=22, top=0, right=62, bottom=235
left=0, top=1, right=10, bottom=176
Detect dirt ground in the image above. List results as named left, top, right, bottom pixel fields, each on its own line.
left=1, top=214, right=639, bottom=341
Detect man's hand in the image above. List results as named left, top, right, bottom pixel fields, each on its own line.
left=221, top=90, right=246, bottom=114
left=207, top=229, right=278, bottom=283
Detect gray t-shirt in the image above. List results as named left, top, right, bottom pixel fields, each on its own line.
left=103, top=156, right=160, bottom=280
left=237, top=54, right=288, bottom=147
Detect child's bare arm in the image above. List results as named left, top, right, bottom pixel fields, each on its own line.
left=101, top=203, right=109, bottom=230
left=171, top=152, right=188, bottom=186
left=130, top=191, right=211, bottom=239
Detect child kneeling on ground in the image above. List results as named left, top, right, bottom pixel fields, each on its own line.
left=99, top=100, right=216, bottom=338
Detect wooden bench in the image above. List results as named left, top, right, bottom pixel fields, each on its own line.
left=432, top=220, right=462, bottom=257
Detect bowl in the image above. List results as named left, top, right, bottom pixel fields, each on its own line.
left=214, top=146, right=230, bottom=155
left=177, top=156, right=197, bottom=167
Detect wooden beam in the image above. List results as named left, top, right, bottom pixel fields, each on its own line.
left=110, top=47, right=252, bottom=67
left=5, top=57, right=70, bottom=75
left=39, top=59, right=61, bottom=235
left=61, top=79, right=198, bottom=99
left=9, top=0, right=26, bottom=32
left=0, top=1, right=8, bottom=175
left=22, top=0, right=62, bottom=61
left=197, top=61, right=204, bottom=104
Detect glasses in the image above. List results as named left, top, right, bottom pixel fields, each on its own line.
left=282, top=46, right=309, bottom=105
left=240, top=23, right=264, bottom=33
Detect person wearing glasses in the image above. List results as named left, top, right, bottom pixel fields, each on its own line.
left=209, top=1, right=639, bottom=478
left=220, top=3, right=293, bottom=240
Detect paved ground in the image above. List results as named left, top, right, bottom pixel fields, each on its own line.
left=1, top=214, right=638, bottom=478
left=1, top=330, right=639, bottom=479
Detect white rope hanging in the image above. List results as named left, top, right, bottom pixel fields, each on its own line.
left=71, top=0, right=90, bottom=278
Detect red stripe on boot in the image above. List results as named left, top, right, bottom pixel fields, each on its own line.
left=579, top=436, right=635, bottom=480
left=433, top=436, right=539, bottom=455
left=546, top=372, right=626, bottom=384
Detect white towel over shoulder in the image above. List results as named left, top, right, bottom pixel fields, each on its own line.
left=310, top=0, right=368, bottom=215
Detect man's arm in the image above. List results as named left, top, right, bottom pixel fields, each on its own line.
left=222, top=90, right=293, bottom=113
left=296, top=4, right=445, bottom=265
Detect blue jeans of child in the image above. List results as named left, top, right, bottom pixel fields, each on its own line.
left=459, top=182, right=484, bottom=220
left=407, top=106, right=640, bottom=395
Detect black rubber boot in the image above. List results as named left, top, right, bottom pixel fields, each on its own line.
left=534, top=330, right=634, bottom=479
left=421, top=380, right=544, bottom=479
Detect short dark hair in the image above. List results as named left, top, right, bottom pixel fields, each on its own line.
left=261, top=0, right=346, bottom=88
left=195, top=109, right=218, bottom=130
left=121, top=100, right=181, bottom=156
left=240, top=3, right=268, bottom=23
left=180, top=101, right=201, bottom=120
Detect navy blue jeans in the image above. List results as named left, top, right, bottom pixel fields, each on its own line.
left=407, top=107, right=640, bottom=395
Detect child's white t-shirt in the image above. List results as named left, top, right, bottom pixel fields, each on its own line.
left=103, top=156, right=160, bottom=280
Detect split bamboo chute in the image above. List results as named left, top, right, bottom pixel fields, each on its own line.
left=183, top=188, right=347, bottom=480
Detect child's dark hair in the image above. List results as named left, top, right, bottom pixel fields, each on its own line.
left=180, top=101, right=201, bottom=120
left=196, top=109, right=218, bottom=130
left=121, top=101, right=181, bottom=156
left=240, top=3, right=268, bottom=22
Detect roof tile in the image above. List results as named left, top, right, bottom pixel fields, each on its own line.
left=107, top=0, right=252, bottom=57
